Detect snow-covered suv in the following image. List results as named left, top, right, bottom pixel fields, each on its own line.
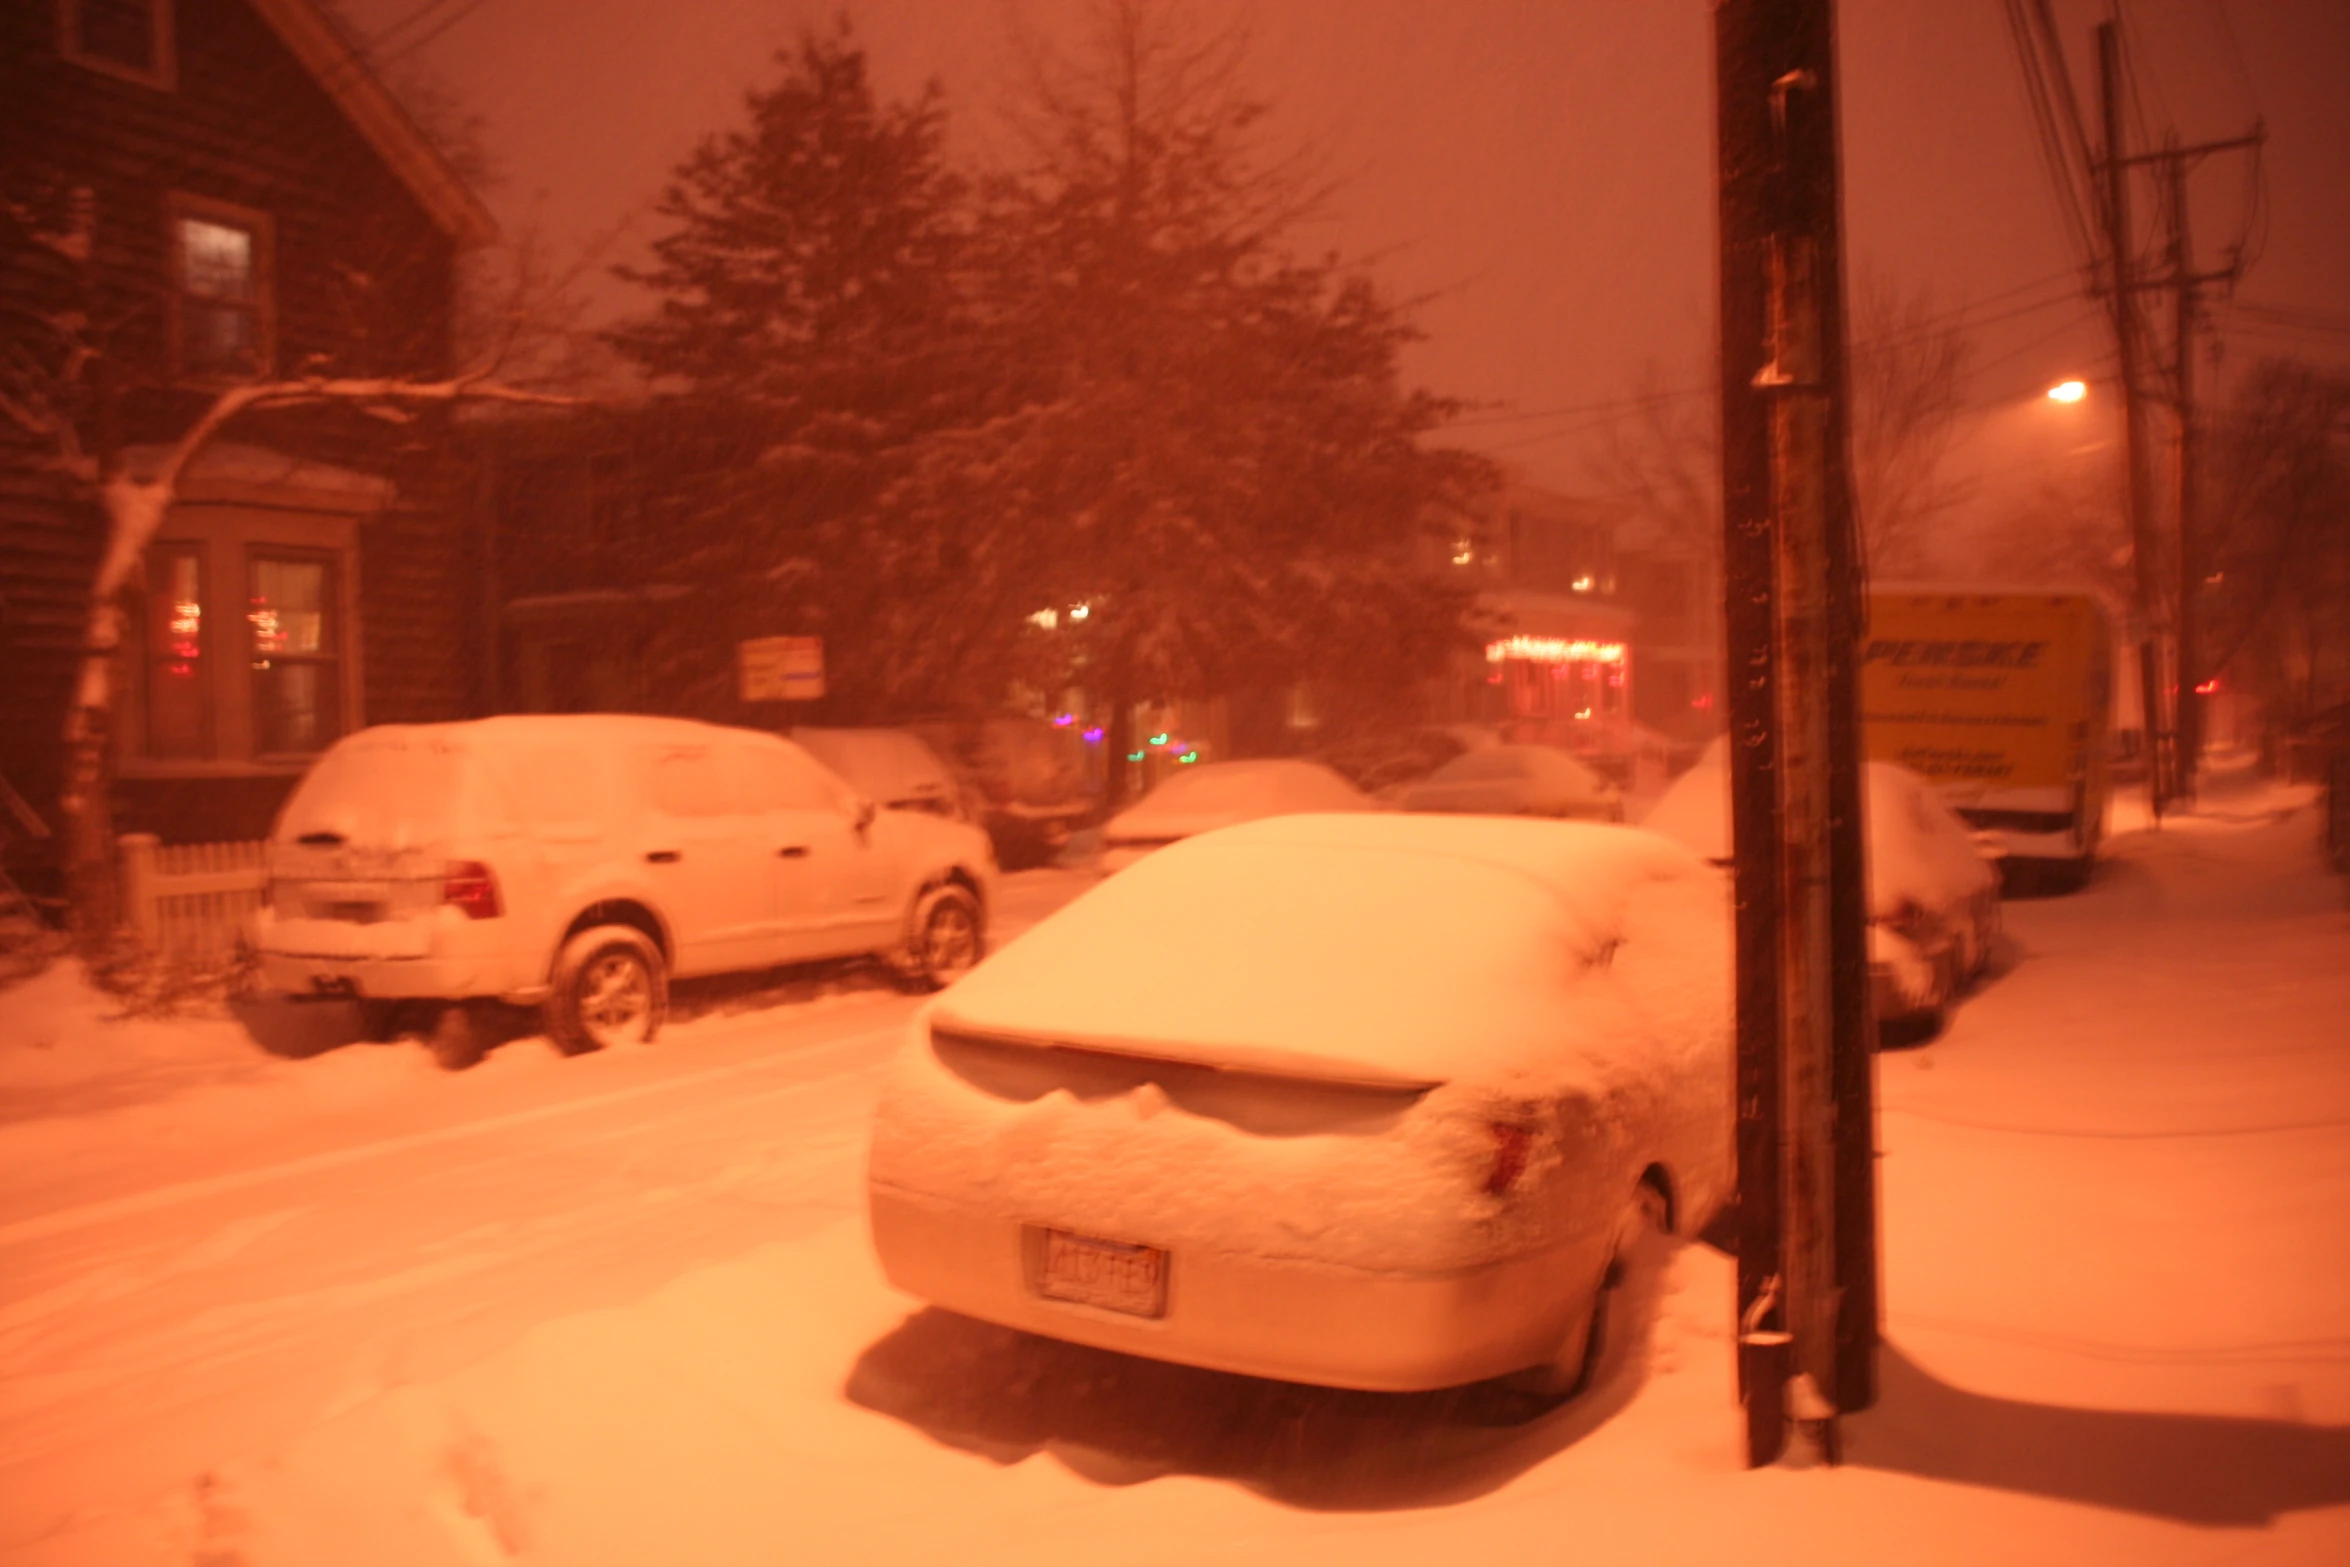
left=252, top=715, right=996, bottom=1060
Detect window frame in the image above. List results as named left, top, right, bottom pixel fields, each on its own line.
left=245, top=547, right=345, bottom=761
left=138, top=540, right=212, bottom=760
left=165, top=193, right=276, bottom=385
left=57, top=0, right=177, bottom=91
left=121, top=503, right=367, bottom=779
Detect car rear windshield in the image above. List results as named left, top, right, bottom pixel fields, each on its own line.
left=278, top=732, right=482, bottom=848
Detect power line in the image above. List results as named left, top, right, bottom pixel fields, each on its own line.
left=359, top=0, right=475, bottom=55
left=1439, top=273, right=2089, bottom=436
left=2234, top=299, right=2350, bottom=334
left=2203, top=0, right=2264, bottom=123
left=2009, top=0, right=2107, bottom=282
left=371, top=0, right=491, bottom=71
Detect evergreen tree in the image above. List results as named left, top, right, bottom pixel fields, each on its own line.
left=607, top=20, right=982, bottom=718
left=869, top=0, right=1494, bottom=760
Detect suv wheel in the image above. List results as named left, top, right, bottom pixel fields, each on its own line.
left=900, top=884, right=983, bottom=991
left=546, top=926, right=668, bottom=1054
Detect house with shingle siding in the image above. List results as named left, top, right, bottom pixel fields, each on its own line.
left=1, top=0, right=496, bottom=901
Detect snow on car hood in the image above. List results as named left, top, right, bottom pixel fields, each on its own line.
left=932, top=812, right=1728, bottom=1092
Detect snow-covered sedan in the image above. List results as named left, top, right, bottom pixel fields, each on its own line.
left=1642, top=740, right=2001, bottom=1032
left=1401, top=743, right=1626, bottom=821
left=866, top=813, right=1732, bottom=1396
left=1098, top=758, right=1376, bottom=872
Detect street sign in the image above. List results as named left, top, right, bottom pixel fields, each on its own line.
left=739, top=635, right=824, bottom=702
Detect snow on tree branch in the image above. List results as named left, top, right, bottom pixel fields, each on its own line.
left=87, top=371, right=577, bottom=603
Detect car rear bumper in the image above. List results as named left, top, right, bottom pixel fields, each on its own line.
left=252, top=910, right=536, bottom=1003
left=867, top=1181, right=1584, bottom=1393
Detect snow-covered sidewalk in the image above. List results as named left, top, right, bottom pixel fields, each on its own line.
left=2, top=792, right=2345, bottom=1565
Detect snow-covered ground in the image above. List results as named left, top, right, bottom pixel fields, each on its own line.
left=2, top=787, right=2345, bottom=1565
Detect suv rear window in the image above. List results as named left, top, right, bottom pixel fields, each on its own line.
left=279, top=731, right=474, bottom=847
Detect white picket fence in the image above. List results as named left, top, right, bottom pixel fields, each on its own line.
left=119, top=832, right=268, bottom=962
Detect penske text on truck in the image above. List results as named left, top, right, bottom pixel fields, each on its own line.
left=1860, top=590, right=2114, bottom=884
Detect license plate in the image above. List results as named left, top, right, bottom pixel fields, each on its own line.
left=1035, top=1228, right=1168, bottom=1318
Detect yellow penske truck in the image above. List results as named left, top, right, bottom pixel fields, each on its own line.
left=1859, top=589, right=2115, bottom=890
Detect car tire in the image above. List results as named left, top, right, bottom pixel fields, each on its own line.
left=427, top=999, right=497, bottom=1072
left=899, top=884, right=984, bottom=991
left=545, top=926, right=667, bottom=1054
left=1490, top=1181, right=1665, bottom=1409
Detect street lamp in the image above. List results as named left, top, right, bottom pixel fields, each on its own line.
left=2047, top=379, right=2088, bottom=404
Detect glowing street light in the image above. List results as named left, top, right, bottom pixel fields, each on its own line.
left=2046, top=379, right=2088, bottom=404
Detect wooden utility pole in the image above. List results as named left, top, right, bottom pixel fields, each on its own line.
left=1715, top=0, right=1878, bottom=1469
left=2149, top=123, right=2263, bottom=797
left=2097, top=21, right=2172, bottom=818
left=2168, top=145, right=2201, bottom=801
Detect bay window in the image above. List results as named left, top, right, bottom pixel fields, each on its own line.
left=143, top=544, right=209, bottom=758
left=125, top=505, right=363, bottom=774
left=247, top=554, right=340, bottom=756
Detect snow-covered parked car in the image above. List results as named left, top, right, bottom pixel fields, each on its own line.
left=1401, top=743, right=1626, bottom=821
left=867, top=812, right=1733, bottom=1397
left=902, top=717, right=1097, bottom=870
left=1641, top=740, right=2000, bottom=1032
left=252, top=715, right=997, bottom=1063
left=792, top=727, right=968, bottom=822
left=1099, top=758, right=1377, bottom=872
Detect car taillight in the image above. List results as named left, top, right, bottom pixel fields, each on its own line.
left=1485, top=1123, right=1532, bottom=1195
left=443, top=861, right=502, bottom=919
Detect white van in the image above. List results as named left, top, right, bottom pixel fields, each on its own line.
left=251, top=715, right=997, bottom=1060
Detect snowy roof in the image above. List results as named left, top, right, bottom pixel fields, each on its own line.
left=247, top=0, right=498, bottom=248
left=120, top=440, right=395, bottom=511
left=932, top=811, right=1724, bottom=1090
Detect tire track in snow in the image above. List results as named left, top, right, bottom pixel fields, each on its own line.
left=0, top=1021, right=902, bottom=1250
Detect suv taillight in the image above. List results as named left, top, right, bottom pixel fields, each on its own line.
left=443, top=861, right=502, bottom=919
left=1485, top=1123, right=1532, bottom=1195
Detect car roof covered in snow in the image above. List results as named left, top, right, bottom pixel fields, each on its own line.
left=1104, top=758, right=1374, bottom=840
left=932, top=811, right=1728, bottom=1091
left=791, top=727, right=957, bottom=806
left=274, top=715, right=839, bottom=847
left=1639, top=738, right=1995, bottom=915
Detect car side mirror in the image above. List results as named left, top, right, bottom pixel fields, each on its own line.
left=853, top=794, right=878, bottom=839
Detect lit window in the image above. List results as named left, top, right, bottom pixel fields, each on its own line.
left=248, top=554, right=340, bottom=755
left=143, top=545, right=208, bottom=758
left=170, top=198, right=272, bottom=380
left=60, top=0, right=175, bottom=87
left=128, top=512, right=362, bottom=772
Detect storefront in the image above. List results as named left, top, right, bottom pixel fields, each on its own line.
left=1456, top=591, right=1640, bottom=774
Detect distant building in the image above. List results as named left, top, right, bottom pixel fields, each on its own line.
left=1611, top=507, right=1722, bottom=749
left=1432, top=478, right=1643, bottom=769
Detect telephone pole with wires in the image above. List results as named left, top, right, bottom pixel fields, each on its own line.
left=2007, top=3, right=2263, bottom=814
left=2097, top=21, right=2173, bottom=813
left=2146, top=124, right=2263, bottom=799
